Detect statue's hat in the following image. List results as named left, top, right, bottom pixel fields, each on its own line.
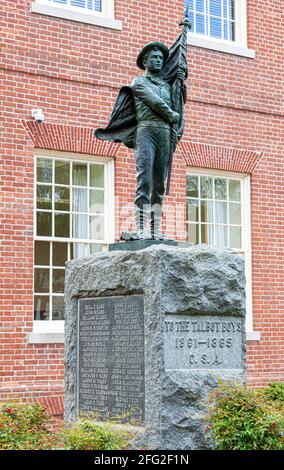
left=136, top=41, right=169, bottom=70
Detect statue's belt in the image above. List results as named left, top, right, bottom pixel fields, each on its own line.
left=137, top=120, right=171, bottom=129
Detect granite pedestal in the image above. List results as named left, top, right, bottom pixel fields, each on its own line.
left=64, top=244, right=246, bottom=450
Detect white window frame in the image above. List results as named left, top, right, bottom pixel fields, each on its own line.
left=31, top=150, right=115, bottom=338
left=186, top=167, right=255, bottom=336
left=32, top=0, right=122, bottom=30
left=187, top=0, right=255, bottom=58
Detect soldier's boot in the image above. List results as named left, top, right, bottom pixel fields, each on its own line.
left=135, top=206, right=151, bottom=240
left=150, top=209, right=167, bottom=240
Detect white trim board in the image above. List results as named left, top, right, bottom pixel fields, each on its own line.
left=32, top=1, right=122, bottom=30
left=188, top=35, right=255, bottom=58
left=28, top=332, right=64, bottom=344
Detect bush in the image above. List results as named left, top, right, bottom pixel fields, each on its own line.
left=263, top=382, right=284, bottom=402
left=207, top=382, right=284, bottom=450
left=0, top=402, right=58, bottom=450
left=0, top=402, right=135, bottom=450
left=63, top=419, right=133, bottom=450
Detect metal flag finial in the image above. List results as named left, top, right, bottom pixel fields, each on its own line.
left=179, top=4, right=191, bottom=30
left=185, top=4, right=189, bottom=18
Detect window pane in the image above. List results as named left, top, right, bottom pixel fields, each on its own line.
left=94, top=0, right=102, bottom=12
left=196, top=14, right=205, bottom=34
left=201, top=224, right=214, bottom=244
left=90, top=190, right=104, bottom=214
left=37, top=185, right=52, bottom=210
left=90, top=244, right=103, bottom=254
left=216, top=225, right=228, bottom=247
left=55, top=160, right=70, bottom=185
left=229, top=203, right=241, bottom=225
left=186, top=175, right=199, bottom=198
left=186, top=199, right=199, bottom=223
left=210, top=0, right=222, bottom=17
left=224, top=20, right=228, bottom=39
left=37, top=158, right=52, bottom=183
left=185, top=0, right=194, bottom=10
left=229, top=21, right=235, bottom=41
left=53, top=242, right=68, bottom=267
left=37, top=211, right=52, bottom=236
left=187, top=224, right=199, bottom=244
left=187, top=10, right=195, bottom=30
left=55, top=213, right=70, bottom=237
left=230, top=226, right=242, bottom=249
left=223, top=0, right=228, bottom=17
left=210, top=16, right=222, bottom=38
left=34, top=295, right=50, bottom=321
left=73, top=214, right=88, bottom=239
left=229, top=180, right=241, bottom=201
left=200, top=176, right=213, bottom=199
left=90, top=215, right=104, bottom=240
left=73, top=188, right=88, bottom=212
left=215, top=178, right=227, bottom=200
left=229, top=0, right=235, bottom=20
left=72, top=243, right=90, bottom=259
left=52, top=269, right=65, bottom=293
left=70, top=0, right=85, bottom=6
left=71, top=242, right=104, bottom=257
left=35, top=241, right=50, bottom=266
left=55, top=187, right=70, bottom=211
left=196, top=0, right=204, bottom=12
left=90, top=164, right=104, bottom=188
left=215, top=201, right=227, bottom=224
left=52, top=296, right=65, bottom=321
left=34, top=268, right=50, bottom=293
left=201, top=200, right=213, bottom=223
left=70, top=0, right=100, bottom=9
left=73, top=162, right=87, bottom=186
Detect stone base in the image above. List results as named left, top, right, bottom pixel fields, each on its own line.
left=64, top=245, right=246, bottom=450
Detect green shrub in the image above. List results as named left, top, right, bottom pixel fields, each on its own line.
left=207, top=382, right=284, bottom=450
left=263, top=382, right=284, bottom=402
left=63, top=419, right=133, bottom=450
left=0, top=402, right=58, bottom=450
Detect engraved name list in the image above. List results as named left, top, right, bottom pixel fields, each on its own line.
left=77, top=295, right=145, bottom=423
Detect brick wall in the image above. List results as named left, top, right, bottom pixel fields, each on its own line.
left=0, top=0, right=283, bottom=420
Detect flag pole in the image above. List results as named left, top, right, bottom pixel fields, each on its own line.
left=166, top=7, right=191, bottom=195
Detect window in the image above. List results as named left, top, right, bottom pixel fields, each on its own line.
left=185, top=0, right=236, bottom=42
left=46, top=0, right=103, bottom=14
left=186, top=169, right=253, bottom=331
left=185, top=1, right=255, bottom=58
left=34, top=154, right=114, bottom=332
left=32, top=0, right=122, bottom=30
left=186, top=172, right=243, bottom=248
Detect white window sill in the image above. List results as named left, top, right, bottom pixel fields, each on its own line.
left=32, top=2, right=122, bottom=31
left=246, top=331, right=261, bottom=341
left=28, top=332, right=64, bottom=344
left=187, top=35, right=255, bottom=59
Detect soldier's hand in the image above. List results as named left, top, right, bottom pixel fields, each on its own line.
left=172, top=112, right=180, bottom=124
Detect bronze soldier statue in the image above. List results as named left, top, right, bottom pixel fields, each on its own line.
left=95, top=15, right=191, bottom=240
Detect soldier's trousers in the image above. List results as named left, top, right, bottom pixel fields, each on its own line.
left=134, top=126, right=171, bottom=211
